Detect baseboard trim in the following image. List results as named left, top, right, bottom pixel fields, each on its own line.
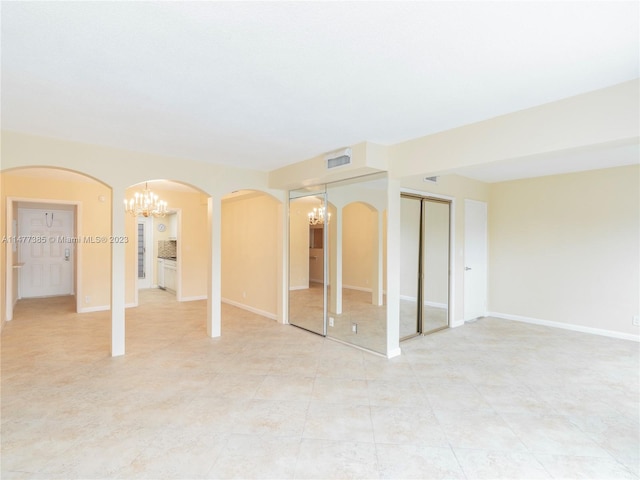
left=222, top=298, right=277, bottom=320
left=289, top=285, right=308, bottom=291
left=78, top=305, right=110, bottom=313
left=489, top=312, right=640, bottom=342
left=180, top=295, right=207, bottom=302
left=398, top=296, right=446, bottom=309
left=425, top=300, right=448, bottom=309
left=343, top=284, right=371, bottom=293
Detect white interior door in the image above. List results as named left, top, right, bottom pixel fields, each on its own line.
left=19, top=208, right=74, bottom=298
left=463, top=199, right=487, bottom=320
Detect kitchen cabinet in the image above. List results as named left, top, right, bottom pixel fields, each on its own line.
left=157, top=259, right=165, bottom=288
left=164, top=259, right=177, bottom=293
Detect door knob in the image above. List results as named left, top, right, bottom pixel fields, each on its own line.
left=465, top=267, right=472, bottom=271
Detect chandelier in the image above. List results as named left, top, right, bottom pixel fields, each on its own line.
left=308, top=202, right=330, bottom=226
left=124, top=183, right=168, bottom=217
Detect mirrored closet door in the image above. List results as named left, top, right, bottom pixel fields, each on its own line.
left=400, top=194, right=451, bottom=339
left=288, top=188, right=327, bottom=336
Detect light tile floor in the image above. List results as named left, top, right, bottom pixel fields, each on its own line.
left=2, top=289, right=639, bottom=479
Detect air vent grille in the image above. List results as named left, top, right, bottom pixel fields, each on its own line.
left=326, top=148, right=352, bottom=169
left=327, top=155, right=351, bottom=169
left=423, top=176, right=439, bottom=183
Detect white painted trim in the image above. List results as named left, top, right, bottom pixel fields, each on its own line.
left=78, top=305, right=110, bottom=313
left=490, top=312, right=640, bottom=342
left=289, top=285, right=308, bottom=291
left=180, top=295, right=207, bottom=302
left=400, top=295, right=417, bottom=303
left=6, top=197, right=83, bottom=319
left=425, top=300, right=448, bottom=309
left=343, top=284, right=371, bottom=293
left=222, top=297, right=277, bottom=320
left=343, top=285, right=388, bottom=295
left=399, top=295, right=447, bottom=309
left=400, top=188, right=455, bottom=202
left=125, top=302, right=137, bottom=308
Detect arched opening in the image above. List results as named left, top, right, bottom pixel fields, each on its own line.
left=123, top=179, right=211, bottom=352
left=1, top=166, right=112, bottom=321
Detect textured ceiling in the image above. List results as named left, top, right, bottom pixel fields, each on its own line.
left=2, top=2, right=638, bottom=174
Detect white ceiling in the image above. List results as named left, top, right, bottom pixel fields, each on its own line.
left=2, top=1, right=638, bottom=177
left=453, top=141, right=640, bottom=183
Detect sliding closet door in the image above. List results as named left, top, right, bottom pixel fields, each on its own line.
left=400, top=194, right=451, bottom=339
left=421, top=199, right=450, bottom=334
left=400, top=196, right=421, bottom=339
left=289, top=189, right=327, bottom=336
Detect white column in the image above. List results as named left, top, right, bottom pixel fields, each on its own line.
left=111, top=186, right=126, bottom=357
left=386, top=178, right=401, bottom=358
left=277, top=201, right=287, bottom=324
left=207, top=196, right=221, bottom=337
left=371, top=210, right=384, bottom=306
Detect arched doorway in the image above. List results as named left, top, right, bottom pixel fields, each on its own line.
left=123, top=179, right=212, bottom=352
left=2, top=167, right=112, bottom=322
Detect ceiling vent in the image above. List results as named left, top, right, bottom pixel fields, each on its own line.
left=423, top=176, right=439, bottom=183
left=326, top=148, right=352, bottom=169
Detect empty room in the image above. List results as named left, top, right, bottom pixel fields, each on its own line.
left=1, top=2, right=638, bottom=479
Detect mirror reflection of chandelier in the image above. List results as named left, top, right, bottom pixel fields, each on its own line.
left=308, top=201, right=330, bottom=225
left=124, top=182, right=169, bottom=217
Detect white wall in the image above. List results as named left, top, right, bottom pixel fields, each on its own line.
left=488, top=165, right=639, bottom=338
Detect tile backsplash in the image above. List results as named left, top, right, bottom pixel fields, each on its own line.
left=158, top=240, right=177, bottom=258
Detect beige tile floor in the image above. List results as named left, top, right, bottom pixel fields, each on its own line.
left=2, top=289, right=639, bottom=479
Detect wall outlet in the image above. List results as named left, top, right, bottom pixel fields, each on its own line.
left=329, top=317, right=334, bottom=327
left=351, top=323, right=358, bottom=333
left=242, top=291, right=246, bottom=299
left=85, top=295, right=91, bottom=304
left=633, top=315, right=639, bottom=327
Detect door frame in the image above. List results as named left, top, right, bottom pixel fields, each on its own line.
left=400, top=188, right=458, bottom=328
left=5, top=197, right=83, bottom=321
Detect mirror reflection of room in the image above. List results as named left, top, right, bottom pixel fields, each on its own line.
left=326, top=174, right=388, bottom=354
left=288, top=193, right=327, bottom=336
left=287, top=174, right=388, bottom=355
left=399, top=194, right=450, bottom=339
